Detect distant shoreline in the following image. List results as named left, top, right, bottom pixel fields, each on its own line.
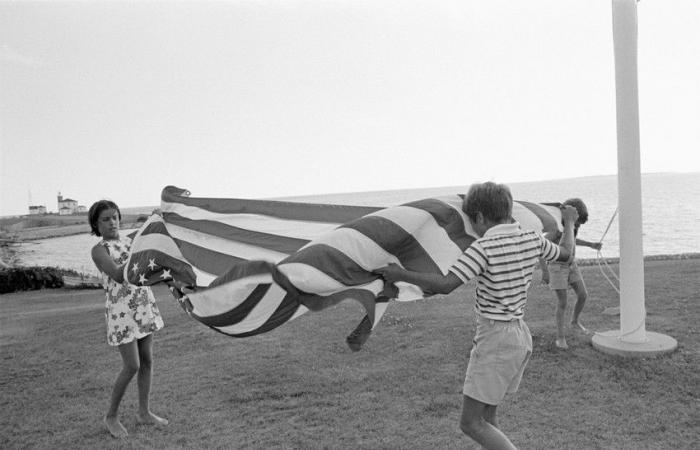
left=575, top=252, right=700, bottom=266
left=3, top=222, right=142, bottom=241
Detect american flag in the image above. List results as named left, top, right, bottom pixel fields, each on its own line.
left=124, top=186, right=562, bottom=339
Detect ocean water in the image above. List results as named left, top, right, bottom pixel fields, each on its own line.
left=282, top=172, right=700, bottom=261
left=13, top=173, right=700, bottom=275
left=14, top=229, right=139, bottom=276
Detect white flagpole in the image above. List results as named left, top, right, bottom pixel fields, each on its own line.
left=613, top=0, right=646, bottom=343
left=591, top=0, right=676, bottom=356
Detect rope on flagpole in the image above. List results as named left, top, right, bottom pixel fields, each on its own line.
left=596, top=207, right=620, bottom=294
left=592, top=206, right=647, bottom=339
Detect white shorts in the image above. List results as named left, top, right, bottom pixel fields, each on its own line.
left=463, top=315, right=533, bottom=405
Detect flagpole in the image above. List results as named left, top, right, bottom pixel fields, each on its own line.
left=592, top=0, right=676, bottom=356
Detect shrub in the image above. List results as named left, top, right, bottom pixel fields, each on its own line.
left=0, top=267, right=65, bottom=294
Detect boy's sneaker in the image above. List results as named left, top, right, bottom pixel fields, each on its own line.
left=555, top=338, right=569, bottom=349
left=346, top=315, right=373, bottom=352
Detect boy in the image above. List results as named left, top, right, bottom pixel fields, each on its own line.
left=375, top=182, right=578, bottom=450
left=539, top=198, right=602, bottom=349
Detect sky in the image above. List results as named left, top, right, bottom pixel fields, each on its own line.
left=1, top=0, right=698, bottom=216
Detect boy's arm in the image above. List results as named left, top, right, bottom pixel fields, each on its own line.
left=576, top=238, right=603, bottom=251
left=538, top=257, right=550, bottom=284
left=538, top=230, right=554, bottom=283
left=539, top=231, right=555, bottom=269
left=374, top=264, right=462, bottom=295
left=554, top=206, right=578, bottom=263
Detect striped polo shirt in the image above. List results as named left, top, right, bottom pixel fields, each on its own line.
left=449, top=222, right=560, bottom=321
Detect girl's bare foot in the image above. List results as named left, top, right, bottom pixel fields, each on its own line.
left=136, top=411, right=169, bottom=426
left=571, top=321, right=590, bottom=334
left=555, top=338, right=568, bottom=349
left=104, top=416, right=128, bottom=438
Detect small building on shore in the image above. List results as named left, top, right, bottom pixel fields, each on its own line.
left=57, top=192, right=86, bottom=215
left=28, top=205, right=47, bottom=215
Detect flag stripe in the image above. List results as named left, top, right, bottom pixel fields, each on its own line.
left=191, top=267, right=217, bottom=287
left=209, top=286, right=300, bottom=336
left=278, top=260, right=383, bottom=296
left=163, top=207, right=334, bottom=243
left=281, top=244, right=379, bottom=288
left=174, top=238, right=246, bottom=279
left=370, top=205, right=467, bottom=271
left=298, top=227, right=401, bottom=271
left=187, top=273, right=274, bottom=316
left=129, top=228, right=186, bottom=260
left=128, top=235, right=191, bottom=272
left=340, top=215, right=440, bottom=274
left=162, top=185, right=381, bottom=223
left=187, top=260, right=278, bottom=314
left=403, top=198, right=475, bottom=250
left=167, top=222, right=289, bottom=265
left=515, top=201, right=561, bottom=232
left=193, top=283, right=274, bottom=327
left=165, top=212, right=311, bottom=254
left=187, top=261, right=304, bottom=336
left=297, top=287, right=381, bottom=326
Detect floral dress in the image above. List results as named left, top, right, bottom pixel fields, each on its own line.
left=99, top=237, right=164, bottom=346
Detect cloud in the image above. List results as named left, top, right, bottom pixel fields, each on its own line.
left=0, top=44, right=45, bottom=67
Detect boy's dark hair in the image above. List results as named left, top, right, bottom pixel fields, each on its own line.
left=563, top=198, right=588, bottom=224
left=463, top=182, right=513, bottom=223
left=88, top=200, right=121, bottom=236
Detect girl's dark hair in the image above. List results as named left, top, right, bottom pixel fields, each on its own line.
left=463, top=182, right=513, bottom=223
left=88, top=200, right=121, bottom=236
left=563, top=198, right=588, bottom=224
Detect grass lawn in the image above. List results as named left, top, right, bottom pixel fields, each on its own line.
left=1, top=258, right=698, bottom=449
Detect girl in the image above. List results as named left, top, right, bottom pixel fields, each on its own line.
left=88, top=200, right=168, bottom=438
left=539, top=198, right=602, bottom=349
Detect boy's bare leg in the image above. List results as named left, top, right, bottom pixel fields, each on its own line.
left=554, top=289, right=568, bottom=349
left=460, top=395, right=517, bottom=450
left=570, top=280, right=589, bottom=333
left=483, top=404, right=499, bottom=428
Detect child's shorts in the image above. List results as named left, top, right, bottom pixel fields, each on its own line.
left=547, top=261, right=583, bottom=290
left=463, top=315, right=533, bottom=406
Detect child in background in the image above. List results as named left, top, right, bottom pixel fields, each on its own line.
left=539, top=198, right=602, bottom=349
left=89, top=200, right=168, bottom=438
left=375, top=182, right=579, bottom=450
